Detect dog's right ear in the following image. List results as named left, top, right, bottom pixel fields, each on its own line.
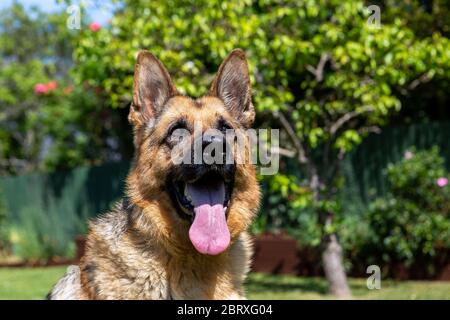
left=129, top=50, right=177, bottom=127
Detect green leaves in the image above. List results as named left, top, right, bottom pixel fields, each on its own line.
left=67, top=0, right=449, bottom=239
left=335, top=130, right=362, bottom=152
left=2, top=0, right=449, bottom=187
left=71, top=1, right=450, bottom=166
left=368, top=146, right=450, bottom=266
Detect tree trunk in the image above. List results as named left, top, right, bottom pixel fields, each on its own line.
left=312, top=174, right=351, bottom=297
left=322, top=233, right=352, bottom=298
left=309, top=165, right=351, bottom=298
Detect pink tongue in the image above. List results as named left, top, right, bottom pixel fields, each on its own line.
left=186, top=180, right=230, bottom=255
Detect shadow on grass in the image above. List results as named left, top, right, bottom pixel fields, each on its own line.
left=245, top=274, right=329, bottom=295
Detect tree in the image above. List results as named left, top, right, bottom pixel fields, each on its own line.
left=0, top=3, right=75, bottom=174
left=72, top=0, right=450, bottom=296
left=0, top=3, right=131, bottom=175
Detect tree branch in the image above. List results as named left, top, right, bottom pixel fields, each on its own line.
left=272, top=110, right=309, bottom=164
left=306, top=52, right=331, bottom=82
left=329, top=105, right=375, bottom=136
left=358, top=125, right=381, bottom=135
left=407, top=72, right=432, bottom=90
left=271, top=146, right=296, bottom=158
left=397, top=72, right=434, bottom=95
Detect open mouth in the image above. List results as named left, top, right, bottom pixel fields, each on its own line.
left=169, top=170, right=234, bottom=255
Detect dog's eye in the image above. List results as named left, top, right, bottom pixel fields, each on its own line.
left=166, top=121, right=189, bottom=144
left=168, top=121, right=187, bottom=136
left=218, top=121, right=233, bottom=133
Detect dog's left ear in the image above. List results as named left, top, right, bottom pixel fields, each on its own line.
left=209, top=49, right=255, bottom=128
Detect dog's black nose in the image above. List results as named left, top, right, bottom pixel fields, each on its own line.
left=202, top=133, right=224, bottom=149
left=202, top=132, right=228, bottom=162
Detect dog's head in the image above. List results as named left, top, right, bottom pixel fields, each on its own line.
left=127, top=49, right=260, bottom=255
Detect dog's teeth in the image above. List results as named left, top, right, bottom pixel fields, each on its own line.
left=184, top=185, right=192, bottom=202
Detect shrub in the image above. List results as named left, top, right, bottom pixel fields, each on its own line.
left=367, top=147, right=450, bottom=270
left=251, top=173, right=323, bottom=245
left=253, top=172, right=369, bottom=255
left=8, top=199, right=79, bottom=261
left=0, top=189, right=9, bottom=254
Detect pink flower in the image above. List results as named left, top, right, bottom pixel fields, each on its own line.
left=34, top=81, right=58, bottom=95
left=89, top=22, right=101, bottom=32
left=404, top=151, right=414, bottom=160
left=436, top=177, right=448, bottom=188
left=34, top=83, right=48, bottom=95
left=47, top=80, right=58, bottom=91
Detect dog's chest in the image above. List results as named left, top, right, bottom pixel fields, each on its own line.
left=114, top=253, right=172, bottom=300
left=166, top=261, right=238, bottom=299
left=126, top=269, right=171, bottom=300
left=118, top=263, right=223, bottom=300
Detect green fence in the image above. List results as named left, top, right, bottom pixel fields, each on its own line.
left=0, top=122, right=449, bottom=258
left=0, top=161, right=129, bottom=258
left=342, top=122, right=450, bottom=215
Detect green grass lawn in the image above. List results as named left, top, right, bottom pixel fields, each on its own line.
left=246, top=273, right=450, bottom=300
left=0, top=266, right=449, bottom=300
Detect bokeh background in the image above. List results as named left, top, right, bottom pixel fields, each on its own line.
left=0, top=0, right=449, bottom=299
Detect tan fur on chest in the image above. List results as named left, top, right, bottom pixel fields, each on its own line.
left=70, top=207, right=252, bottom=300
left=167, top=234, right=251, bottom=299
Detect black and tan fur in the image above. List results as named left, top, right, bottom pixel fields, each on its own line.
left=48, top=49, right=260, bottom=300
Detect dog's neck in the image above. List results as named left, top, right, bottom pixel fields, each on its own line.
left=121, top=196, right=134, bottom=212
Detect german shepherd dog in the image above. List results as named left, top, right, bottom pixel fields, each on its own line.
left=48, top=49, right=260, bottom=299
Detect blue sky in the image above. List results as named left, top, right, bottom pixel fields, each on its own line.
left=0, top=0, right=115, bottom=24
